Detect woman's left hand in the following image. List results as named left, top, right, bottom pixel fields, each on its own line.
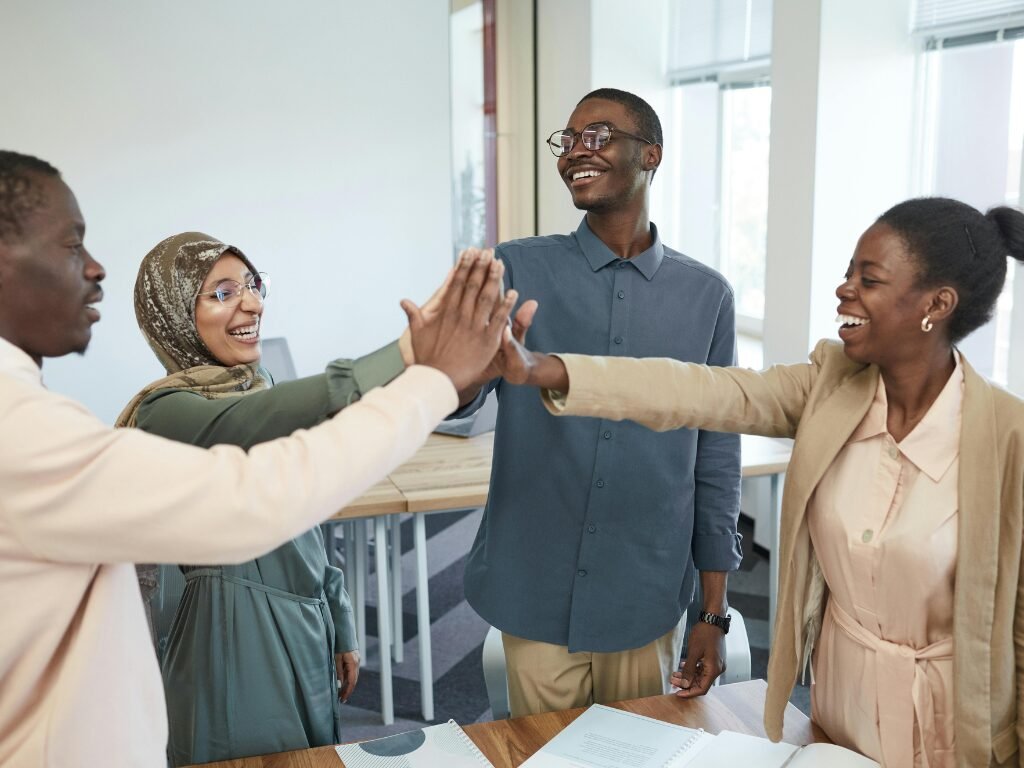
left=337, top=650, right=361, bottom=702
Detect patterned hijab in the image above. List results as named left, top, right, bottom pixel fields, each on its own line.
left=115, top=232, right=269, bottom=429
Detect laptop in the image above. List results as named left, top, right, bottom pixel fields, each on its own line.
left=434, top=389, right=498, bottom=437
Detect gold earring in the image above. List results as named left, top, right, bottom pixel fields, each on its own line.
left=920, top=315, right=933, bottom=333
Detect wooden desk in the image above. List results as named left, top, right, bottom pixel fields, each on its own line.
left=388, top=431, right=493, bottom=513
left=187, top=679, right=823, bottom=767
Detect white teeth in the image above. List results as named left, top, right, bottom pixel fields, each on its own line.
left=572, top=170, right=603, bottom=181
left=229, top=318, right=260, bottom=338
left=835, top=314, right=869, bottom=326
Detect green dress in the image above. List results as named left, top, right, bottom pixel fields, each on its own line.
left=136, top=343, right=405, bottom=767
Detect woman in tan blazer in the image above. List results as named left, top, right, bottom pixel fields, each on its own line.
left=502, top=197, right=1024, bottom=767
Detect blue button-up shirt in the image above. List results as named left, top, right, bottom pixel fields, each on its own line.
left=462, top=218, right=742, bottom=652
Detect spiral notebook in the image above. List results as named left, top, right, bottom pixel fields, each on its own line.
left=519, top=704, right=707, bottom=767
left=335, top=719, right=493, bottom=767
left=519, top=704, right=879, bottom=768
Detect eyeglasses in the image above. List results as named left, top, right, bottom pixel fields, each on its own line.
left=196, top=273, right=270, bottom=305
left=547, top=122, right=654, bottom=157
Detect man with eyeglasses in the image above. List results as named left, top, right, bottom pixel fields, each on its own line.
left=0, top=149, right=516, bottom=768
left=457, top=88, right=742, bottom=716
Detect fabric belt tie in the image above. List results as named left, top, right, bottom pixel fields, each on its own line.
left=184, top=568, right=324, bottom=605
left=828, top=599, right=952, bottom=768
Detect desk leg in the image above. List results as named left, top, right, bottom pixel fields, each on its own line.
left=390, top=515, right=404, bottom=664
left=414, top=513, right=434, bottom=721
left=353, top=521, right=367, bottom=658
left=767, top=473, right=783, bottom=645
left=374, top=516, right=394, bottom=725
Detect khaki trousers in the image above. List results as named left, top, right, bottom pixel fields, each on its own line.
left=502, top=618, right=687, bottom=717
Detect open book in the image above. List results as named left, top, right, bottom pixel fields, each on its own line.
left=519, top=704, right=878, bottom=768
left=335, top=719, right=494, bottom=767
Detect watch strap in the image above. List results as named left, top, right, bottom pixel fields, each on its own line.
left=698, top=610, right=731, bottom=634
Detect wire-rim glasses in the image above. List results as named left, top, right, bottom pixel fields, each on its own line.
left=196, top=272, right=270, bottom=305
left=547, top=122, right=654, bottom=157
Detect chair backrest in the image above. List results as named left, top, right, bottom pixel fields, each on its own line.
left=261, top=336, right=297, bottom=382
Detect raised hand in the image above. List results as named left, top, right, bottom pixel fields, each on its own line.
left=468, top=298, right=539, bottom=389
left=401, top=250, right=515, bottom=392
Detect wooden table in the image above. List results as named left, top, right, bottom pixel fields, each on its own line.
left=186, top=679, right=824, bottom=767
left=324, top=433, right=495, bottom=725
left=322, top=431, right=792, bottom=727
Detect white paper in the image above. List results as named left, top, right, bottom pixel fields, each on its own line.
left=520, top=704, right=705, bottom=768
left=678, top=730, right=880, bottom=768
left=335, top=720, right=492, bottom=767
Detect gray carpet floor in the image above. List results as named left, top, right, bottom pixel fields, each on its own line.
left=337, top=509, right=809, bottom=742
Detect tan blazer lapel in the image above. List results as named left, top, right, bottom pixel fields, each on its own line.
left=779, top=364, right=879, bottom=556
left=953, top=359, right=999, bottom=766
left=772, top=363, right=877, bottom=659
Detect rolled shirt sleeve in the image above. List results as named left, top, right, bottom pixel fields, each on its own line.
left=691, top=291, right=742, bottom=572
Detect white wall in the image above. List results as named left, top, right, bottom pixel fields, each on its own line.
left=536, top=0, right=592, bottom=236
left=763, top=0, right=917, bottom=365
left=1, top=0, right=452, bottom=423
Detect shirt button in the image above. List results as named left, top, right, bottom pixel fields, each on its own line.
left=603, top=431, right=611, bottom=439
left=617, top=290, right=625, bottom=299
left=596, top=479, right=605, bottom=488
left=862, top=529, right=874, bottom=543
left=888, top=446, right=899, bottom=459
left=613, top=336, right=622, bottom=344
left=588, top=524, right=596, bottom=533
left=578, top=569, right=587, bottom=577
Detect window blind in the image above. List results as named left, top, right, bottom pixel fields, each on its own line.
left=667, top=0, right=772, bottom=83
left=913, top=0, right=1024, bottom=40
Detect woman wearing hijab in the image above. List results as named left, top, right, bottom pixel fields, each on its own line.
left=502, top=198, right=1024, bottom=767
left=117, top=232, right=455, bottom=766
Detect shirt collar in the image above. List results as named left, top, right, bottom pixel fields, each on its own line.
left=0, top=335, right=43, bottom=386
left=849, top=352, right=963, bottom=482
left=573, top=217, right=665, bottom=281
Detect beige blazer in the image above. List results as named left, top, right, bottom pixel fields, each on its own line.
left=547, top=340, right=1024, bottom=767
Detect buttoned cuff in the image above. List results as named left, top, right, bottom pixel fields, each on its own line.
left=326, top=341, right=406, bottom=409
left=333, top=607, right=358, bottom=653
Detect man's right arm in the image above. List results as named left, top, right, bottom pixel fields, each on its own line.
left=1, top=365, right=456, bottom=566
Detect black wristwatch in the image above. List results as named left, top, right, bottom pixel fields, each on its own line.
left=698, top=610, right=731, bottom=634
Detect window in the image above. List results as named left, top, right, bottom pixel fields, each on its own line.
left=449, top=0, right=497, bottom=256
left=656, top=0, right=773, bottom=355
left=719, top=84, right=771, bottom=322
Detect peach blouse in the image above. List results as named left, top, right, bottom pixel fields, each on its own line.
left=808, top=355, right=963, bottom=768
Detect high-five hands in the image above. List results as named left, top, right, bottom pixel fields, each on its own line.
left=400, top=249, right=517, bottom=393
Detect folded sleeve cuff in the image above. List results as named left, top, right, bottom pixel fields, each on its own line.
left=692, top=532, right=744, bottom=572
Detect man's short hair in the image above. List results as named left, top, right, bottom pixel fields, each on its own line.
left=0, top=151, right=61, bottom=243
left=578, top=88, right=663, bottom=147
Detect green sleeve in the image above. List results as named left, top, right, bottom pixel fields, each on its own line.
left=323, top=562, right=357, bottom=652
left=136, top=340, right=406, bottom=450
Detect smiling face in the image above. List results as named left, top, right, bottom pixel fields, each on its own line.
left=835, top=222, right=940, bottom=368
left=0, top=173, right=105, bottom=366
left=556, top=98, right=660, bottom=214
left=194, top=253, right=264, bottom=367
